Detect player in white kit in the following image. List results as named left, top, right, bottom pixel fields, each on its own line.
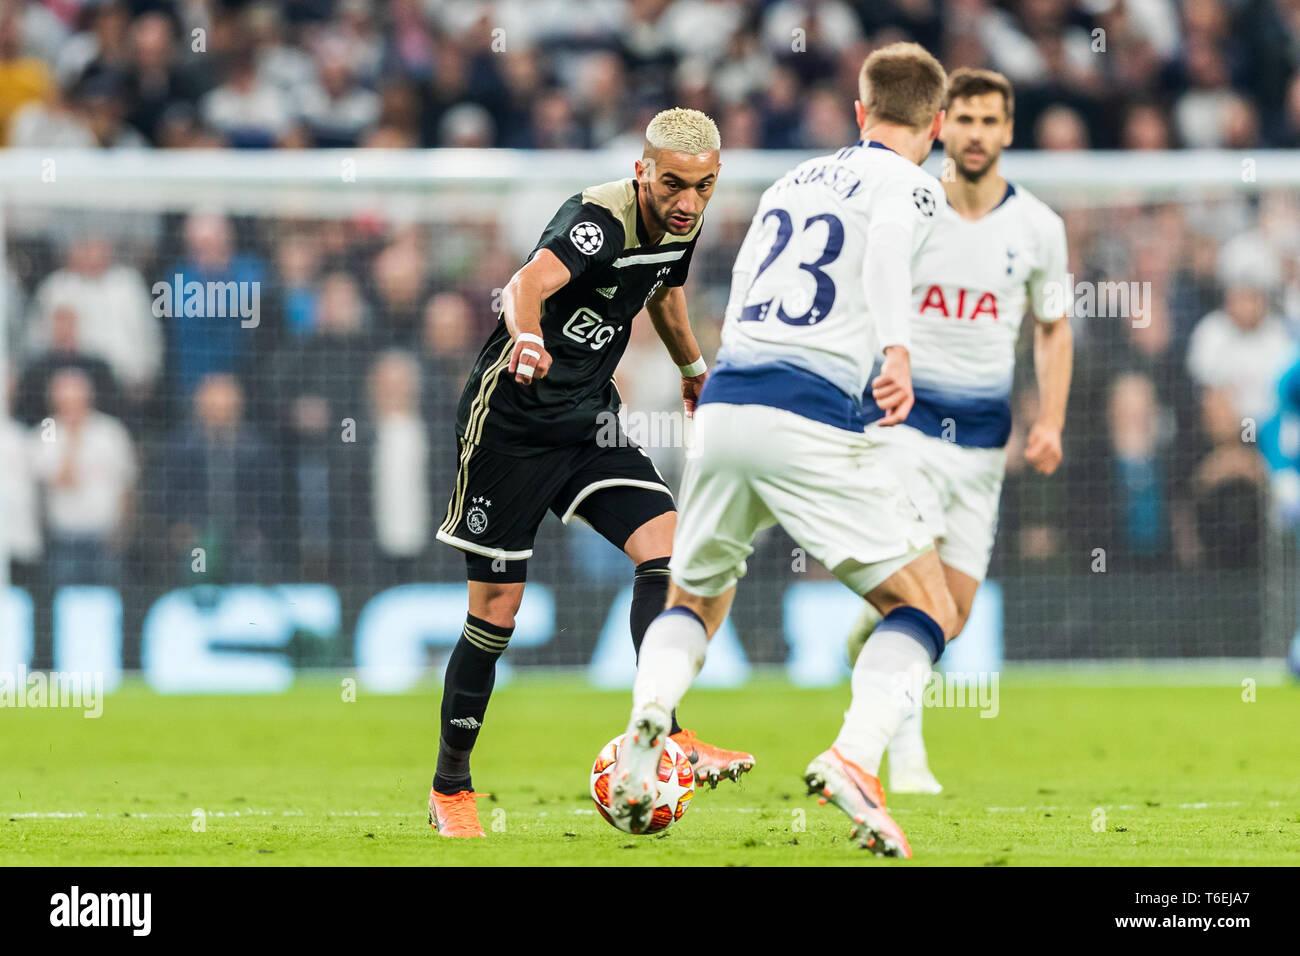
left=607, top=43, right=958, bottom=857
left=847, top=69, right=1075, bottom=794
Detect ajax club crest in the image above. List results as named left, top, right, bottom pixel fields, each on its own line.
left=467, top=496, right=492, bottom=534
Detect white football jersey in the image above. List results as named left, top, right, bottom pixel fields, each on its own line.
left=864, top=181, right=1068, bottom=447
left=714, top=142, right=943, bottom=403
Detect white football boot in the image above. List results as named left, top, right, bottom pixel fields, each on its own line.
left=608, top=704, right=671, bottom=834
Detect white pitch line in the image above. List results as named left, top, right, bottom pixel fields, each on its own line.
left=5, top=800, right=1280, bottom=821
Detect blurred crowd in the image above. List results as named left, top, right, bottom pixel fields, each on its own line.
left=2, top=0, right=1300, bottom=662
left=4, top=183, right=1299, bottom=602
left=2, top=0, right=1300, bottom=152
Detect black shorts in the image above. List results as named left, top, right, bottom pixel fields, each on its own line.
left=436, top=434, right=675, bottom=563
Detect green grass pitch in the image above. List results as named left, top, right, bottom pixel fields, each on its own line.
left=3, top=674, right=1298, bottom=866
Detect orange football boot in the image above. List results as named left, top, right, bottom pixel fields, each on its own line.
left=804, top=747, right=911, bottom=857
left=670, top=728, right=755, bottom=788
left=428, top=788, right=486, bottom=838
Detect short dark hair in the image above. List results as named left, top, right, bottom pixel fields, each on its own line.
left=946, top=68, right=1015, bottom=120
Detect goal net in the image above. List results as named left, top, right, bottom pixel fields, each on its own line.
left=1, top=148, right=1295, bottom=689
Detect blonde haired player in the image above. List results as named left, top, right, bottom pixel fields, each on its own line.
left=847, top=68, right=1074, bottom=794
left=428, top=108, right=754, bottom=838
left=608, top=43, right=958, bottom=857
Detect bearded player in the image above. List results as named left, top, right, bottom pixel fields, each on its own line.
left=847, top=69, right=1074, bottom=794
left=428, top=108, right=754, bottom=838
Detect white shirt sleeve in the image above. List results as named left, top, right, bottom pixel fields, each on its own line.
left=1028, top=209, right=1069, bottom=322
left=862, top=179, right=936, bottom=353
left=861, top=218, right=914, bottom=353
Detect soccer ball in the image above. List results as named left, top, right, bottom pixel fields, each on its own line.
left=590, top=733, right=694, bottom=834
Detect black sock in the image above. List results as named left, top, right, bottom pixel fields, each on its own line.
left=433, top=613, right=513, bottom=794
left=631, top=557, right=682, bottom=736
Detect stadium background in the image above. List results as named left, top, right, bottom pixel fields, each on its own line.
left=2, top=0, right=1299, bottom=689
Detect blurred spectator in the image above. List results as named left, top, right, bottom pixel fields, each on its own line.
left=757, top=63, right=802, bottom=148
left=270, top=271, right=375, bottom=578
left=1219, top=94, right=1261, bottom=150
left=72, top=68, right=149, bottom=148
left=247, top=1, right=316, bottom=102
left=296, top=34, right=380, bottom=146
left=1186, top=386, right=1268, bottom=568
left=199, top=47, right=294, bottom=148
left=527, top=87, right=586, bottom=149
left=418, top=290, right=475, bottom=496
left=53, top=0, right=131, bottom=89
left=1186, top=236, right=1296, bottom=424
left=273, top=229, right=322, bottom=338
left=371, top=227, right=430, bottom=344
left=571, top=51, right=629, bottom=148
left=415, top=290, right=480, bottom=579
left=1278, top=73, right=1300, bottom=147
left=367, top=350, right=429, bottom=581
left=15, top=302, right=122, bottom=425
left=26, top=235, right=160, bottom=399
left=799, top=84, right=856, bottom=149
left=1106, top=373, right=1171, bottom=559
left=1035, top=104, right=1090, bottom=149
left=1172, top=33, right=1238, bottom=149
left=0, top=4, right=52, bottom=144
left=322, top=0, right=384, bottom=85
left=1120, top=103, right=1172, bottom=150
left=8, top=77, right=95, bottom=147
left=382, top=0, right=434, bottom=80
left=162, top=373, right=278, bottom=583
left=29, top=369, right=136, bottom=588
left=0, top=0, right=1298, bottom=661
left=719, top=99, right=762, bottom=148
left=438, top=101, right=495, bottom=147
left=166, top=210, right=266, bottom=401
left=2, top=368, right=42, bottom=586
left=362, top=76, right=420, bottom=147
left=1261, top=354, right=1300, bottom=526
left=122, top=10, right=203, bottom=146
left=1, top=0, right=1294, bottom=153
left=660, top=0, right=744, bottom=62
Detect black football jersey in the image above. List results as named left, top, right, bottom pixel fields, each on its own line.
left=455, top=178, right=700, bottom=455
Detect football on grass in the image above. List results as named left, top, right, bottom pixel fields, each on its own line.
left=590, top=733, right=694, bottom=834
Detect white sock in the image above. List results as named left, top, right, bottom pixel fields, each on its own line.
left=631, top=608, right=707, bottom=724
left=833, top=628, right=933, bottom=776
left=846, top=601, right=882, bottom=666
left=887, top=696, right=928, bottom=769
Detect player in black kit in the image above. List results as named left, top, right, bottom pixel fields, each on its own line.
left=429, top=108, right=755, bottom=838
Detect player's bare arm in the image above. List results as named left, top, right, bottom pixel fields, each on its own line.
left=645, top=284, right=708, bottom=415
left=502, top=248, right=571, bottom=385
left=1026, top=315, right=1073, bottom=474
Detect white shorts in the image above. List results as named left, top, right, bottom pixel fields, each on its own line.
left=865, top=422, right=1007, bottom=582
left=670, top=404, right=933, bottom=598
